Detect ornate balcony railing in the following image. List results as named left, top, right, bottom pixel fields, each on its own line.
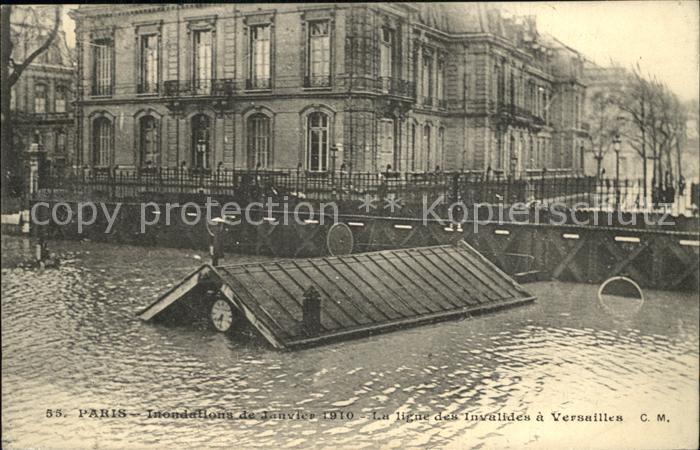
left=28, top=112, right=74, bottom=122
left=90, top=85, right=113, bottom=96
left=378, top=77, right=414, bottom=97
left=163, top=79, right=235, bottom=97
left=346, top=76, right=415, bottom=98
left=246, top=77, right=272, bottom=90
left=137, top=82, right=159, bottom=95
left=304, top=75, right=331, bottom=88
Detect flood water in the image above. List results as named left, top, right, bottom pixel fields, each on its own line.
left=2, top=236, right=698, bottom=449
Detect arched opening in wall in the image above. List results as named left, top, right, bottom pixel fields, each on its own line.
left=140, top=116, right=160, bottom=167
left=247, top=113, right=271, bottom=169
left=93, top=117, right=113, bottom=168
left=34, top=83, right=47, bottom=113
left=307, top=112, right=329, bottom=172
left=191, top=114, right=211, bottom=170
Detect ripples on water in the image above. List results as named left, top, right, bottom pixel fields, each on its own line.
left=2, top=237, right=698, bottom=449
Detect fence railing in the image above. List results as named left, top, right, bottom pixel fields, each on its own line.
left=35, top=166, right=698, bottom=217
left=90, top=75, right=416, bottom=99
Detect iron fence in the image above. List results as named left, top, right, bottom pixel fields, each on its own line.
left=34, top=165, right=697, bottom=217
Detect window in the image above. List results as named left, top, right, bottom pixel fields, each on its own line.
left=422, top=52, right=433, bottom=104
left=497, top=64, right=505, bottom=107
left=413, top=48, right=420, bottom=96
left=249, top=25, right=271, bottom=89
left=139, top=34, right=159, bottom=93
left=494, top=132, right=502, bottom=170
left=140, top=116, right=160, bottom=166
left=378, top=119, right=395, bottom=171
left=437, top=127, right=445, bottom=170
left=55, top=86, right=66, bottom=113
left=56, top=130, right=66, bottom=154
left=509, top=134, right=516, bottom=174
left=93, top=117, right=113, bottom=167
left=380, top=27, right=394, bottom=79
left=34, top=83, right=46, bottom=113
left=92, top=39, right=113, bottom=96
left=411, top=124, right=416, bottom=171
left=436, top=59, right=444, bottom=102
left=423, top=124, right=431, bottom=170
left=10, top=86, right=16, bottom=110
left=192, top=114, right=211, bottom=169
left=247, top=114, right=271, bottom=168
left=307, top=21, right=330, bottom=87
left=43, top=131, right=54, bottom=152
left=193, top=30, right=212, bottom=93
left=307, top=112, right=329, bottom=172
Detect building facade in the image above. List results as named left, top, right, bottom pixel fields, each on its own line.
left=10, top=6, right=76, bottom=177
left=70, top=3, right=587, bottom=175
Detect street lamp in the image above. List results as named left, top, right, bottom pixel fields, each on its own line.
left=613, top=134, right=622, bottom=209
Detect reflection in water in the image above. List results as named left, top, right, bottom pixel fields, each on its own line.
left=2, top=237, right=698, bottom=449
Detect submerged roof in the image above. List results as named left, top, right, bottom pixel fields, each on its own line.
left=139, top=241, right=535, bottom=349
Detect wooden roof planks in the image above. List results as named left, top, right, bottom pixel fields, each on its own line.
left=138, top=240, right=536, bottom=350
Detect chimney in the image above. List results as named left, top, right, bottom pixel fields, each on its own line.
left=302, top=286, right=322, bottom=336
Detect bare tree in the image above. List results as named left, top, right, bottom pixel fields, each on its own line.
left=1, top=5, right=61, bottom=199
left=614, top=65, right=662, bottom=201
left=586, top=90, right=620, bottom=178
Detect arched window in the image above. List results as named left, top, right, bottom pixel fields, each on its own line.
left=423, top=124, right=431, bottom=171
left=247, top=114, right=271, bottom=169
left=55, top=86, right=67, bottom=113
left=140, top=116, right=160, bottom=167
left=93, top=117, right=113, bottom=167
left=307, top=112, right=329, bottom=172
left=34, top=83, right=47, bottom=113
left=191, top=114, right=211, bottom=169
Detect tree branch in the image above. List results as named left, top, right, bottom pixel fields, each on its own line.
left=7, top=5, right=60, bottom=87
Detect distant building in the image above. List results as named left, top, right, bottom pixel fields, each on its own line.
left=581, top=61, right=642, bottom=180
left=10, top=6, right=76, bottom=178
left=70, top=3, right=586, bottom=175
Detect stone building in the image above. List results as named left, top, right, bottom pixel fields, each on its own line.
left=70, top=3, right=586, bottom=175
left=10, top=6, right=76, bottom=177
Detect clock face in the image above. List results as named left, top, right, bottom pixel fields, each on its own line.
left=211, top=299, right=233, bottom=332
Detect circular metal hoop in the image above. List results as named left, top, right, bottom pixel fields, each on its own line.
left=326, top=222, right=354, bottom=256
left=597, top=276, right=645, bottom=318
